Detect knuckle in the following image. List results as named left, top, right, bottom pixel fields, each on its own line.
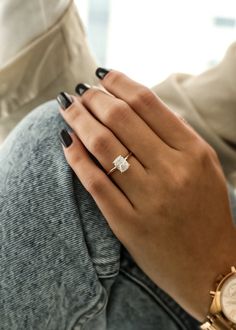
left=89, top=131, right=112, bottom=155
left=191, top=140, right=216, bottom=168
left=130, top=87, right=156, bottom=108
left=177, top=170, right=191, bottom=189
left=66, top=105, right=81, bottom=122
left=105, top=101, right=130, bottom=125
left=208, top=145, right=219, bottom=161
left=189, top=135, right=202, bottom=146
left=86, top=175, right=104, bottom=194
left=83, top=88, right=98, bottom=104
left=106, top=71, right=123, bottom=87
left=171, top=166, right=191, bottom=191
left=67, top=151, right=80, bottom=165
left=199, top=144, right=213, bottom=162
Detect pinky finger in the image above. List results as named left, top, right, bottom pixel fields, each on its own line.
left=59, top=129, right=134, bottom=237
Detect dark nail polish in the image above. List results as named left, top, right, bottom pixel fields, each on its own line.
left=57, top=92, right=73, bottom=110
left=95, top=67, right=110, bottom=80
left=59, top=129, right=73, bottom=148
left=75, top=83, right=90, bottom=96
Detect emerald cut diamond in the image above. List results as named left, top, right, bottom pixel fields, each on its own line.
left=113, top=155, right=130, bottom=173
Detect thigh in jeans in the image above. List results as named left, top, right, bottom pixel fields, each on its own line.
left=0, top=100, right=216, bottom=329
left=0, top=101, right=120, bottom=329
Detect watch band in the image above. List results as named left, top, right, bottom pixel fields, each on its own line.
left=201, top=314, right=236, bottom=330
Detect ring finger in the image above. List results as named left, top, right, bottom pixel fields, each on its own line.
left=75, top=84, right=170, bottom=169
left=57, top=93, right=147, bottom=204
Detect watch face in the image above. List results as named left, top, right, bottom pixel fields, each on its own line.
left=221, top=274, right=236, bottom=323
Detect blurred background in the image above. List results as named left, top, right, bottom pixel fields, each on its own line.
left=1, top=0, right=236, bottom=158
left=75, top=0, right=236, bottom=86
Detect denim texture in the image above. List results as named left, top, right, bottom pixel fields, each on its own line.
left=0, top=100, right=235, bottom=329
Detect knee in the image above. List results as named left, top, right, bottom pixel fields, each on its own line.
left=2, top=100, right=69, bottom=151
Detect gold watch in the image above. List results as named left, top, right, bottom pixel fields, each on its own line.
left=200, top=266, right=236, bottom=329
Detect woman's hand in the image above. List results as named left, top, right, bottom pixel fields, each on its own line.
left=57, top=68, right=236, bottom=322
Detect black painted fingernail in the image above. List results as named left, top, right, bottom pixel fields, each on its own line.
left=59, top=129, right=73, bottom=148
left=57, top=92, right=73, bottom=110
left=75, top=83, right=90, bottom=96
left=95, top=67, right=110, bottom=80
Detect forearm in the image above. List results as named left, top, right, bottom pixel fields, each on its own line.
left=176, top=223, right=236, bottom=323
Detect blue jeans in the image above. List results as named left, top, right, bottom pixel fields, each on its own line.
left=0, top=101, right=235, bottom=330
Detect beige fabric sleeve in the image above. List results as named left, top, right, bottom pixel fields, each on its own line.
left=0, top=1, right=98, bottom=144
left=152, top=42, right=236, bottom=185
left=0, top=0, right=70, bottom=67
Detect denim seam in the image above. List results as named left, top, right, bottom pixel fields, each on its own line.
left=92, top=258, right=120, bottom=266
left=120, top=268, right=191, bottom=330
left=98, top=271, right=119, bottom=279
left=70, top=285, right=108, bottom=330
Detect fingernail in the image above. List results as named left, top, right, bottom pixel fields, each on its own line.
left=95, top=67, right=110, bottom=80
left=57, top=92, right=73, bottom=110
left=75, top=83, right=90, bottom=96
left=59, top=129, right=73, bottom=148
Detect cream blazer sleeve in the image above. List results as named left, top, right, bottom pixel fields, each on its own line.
left=151, top=42, right=236, bottom=185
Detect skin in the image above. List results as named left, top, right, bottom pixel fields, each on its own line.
left=58, top=69, right=236, bottom=323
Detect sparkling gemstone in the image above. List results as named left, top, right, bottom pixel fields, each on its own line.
left=113, top=155, right=130, bottom=173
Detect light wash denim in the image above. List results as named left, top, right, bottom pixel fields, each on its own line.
left=0, top=100, right=235, bottom=330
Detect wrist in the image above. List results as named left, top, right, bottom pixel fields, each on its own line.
left=200, top=266, right=236, bottom=329
left=179, top=227, right=236, bottom=323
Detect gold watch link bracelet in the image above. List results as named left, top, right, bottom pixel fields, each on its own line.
left=200, top=266, right=236, bottom=330
left=201, top=314, right=236, bottom=329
